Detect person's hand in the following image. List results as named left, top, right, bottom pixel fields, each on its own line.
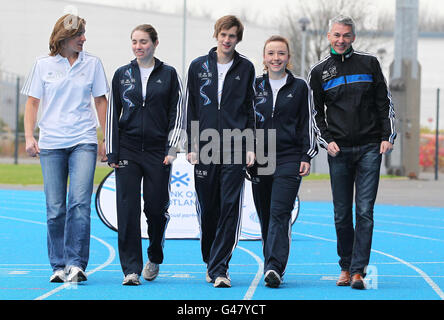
left=109, top=163, right=119, bottom=168
left=99, top=140, right=107, bottom=162
left=25, top=136, right=40, bottom=157
left=380, top=141, right=393, bottom=154
left=186, top=152, right=198, bottom=165
left=163, top=155, right=176, bottom=165
left=246, top=151, right=256, bottom=167
left=327, top=141, right=340, bottom=157
left=299, top=161, right=311, bottom=176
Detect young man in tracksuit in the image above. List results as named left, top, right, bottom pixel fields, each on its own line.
left=185, top=15, right=256, bottom=288
left=251, top=36, right=318, bottom=288
left=106, top=25, right=183, bottom=285
left=308, top=15, right=396, bottom=289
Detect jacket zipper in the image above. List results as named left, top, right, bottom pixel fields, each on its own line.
left=141, top=74, right=150, bottom=152
left=141, top=99, right=145, bottom=151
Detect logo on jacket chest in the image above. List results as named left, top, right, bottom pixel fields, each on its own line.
left=45, top=71, right=65, bottom=81
left=322, top=66, right=338, bottom=82
left=198, top=60, right=213, bottom=80
left=256, top=90, right=268, bottom=98
left=120, top=78, right=136, bottom=85
left=198, top=72, right=213, bottom=80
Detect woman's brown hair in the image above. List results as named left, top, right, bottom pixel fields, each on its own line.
left=49, top=14, right=86, bottom=56
left=263, top=35, right=293, bottom=71
left=131, top=24, right=158, bottom=43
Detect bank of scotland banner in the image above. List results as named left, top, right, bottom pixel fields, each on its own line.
left=96, top=154, right=299, bottom=240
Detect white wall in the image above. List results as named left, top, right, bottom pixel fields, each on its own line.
left=0, top=0, right=278, bottom=81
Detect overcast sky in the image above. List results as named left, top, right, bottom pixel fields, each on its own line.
left=69, top=0, right=444, bottom=21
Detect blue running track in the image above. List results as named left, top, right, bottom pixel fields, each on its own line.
left=1, top=189, right=444, bottom=301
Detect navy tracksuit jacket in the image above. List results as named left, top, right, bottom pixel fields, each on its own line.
left=106, top=57, right=183, bottom=276
left=252, top=71, right=318, bottom=277
left=185, top=47, right=255, bottom=280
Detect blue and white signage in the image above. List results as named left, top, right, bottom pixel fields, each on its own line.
left=95, top=153, right=299, bottom=240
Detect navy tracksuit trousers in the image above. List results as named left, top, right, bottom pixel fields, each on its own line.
left=252, top=161, right=302, bottom=277
left=194, top=163, right=245, bottom=280
left=115, top=147, right=171, bottom=276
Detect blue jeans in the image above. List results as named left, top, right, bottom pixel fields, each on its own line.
left=328, top=143, right=382, bottom=277
left=39, top=143, right=97, bottom=272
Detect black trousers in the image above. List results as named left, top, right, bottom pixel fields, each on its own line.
left=115, top=147, right=171, bottom=276
left=194, top=163, right=245, bottom=280
left=252, top=161, right=302, bottom=277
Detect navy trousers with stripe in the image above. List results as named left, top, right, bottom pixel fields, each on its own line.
left=194, top=163, right=245, bottom=280
left=115, top=147, right=171, bottom=276
left=252, top=161, right=302, bottom=277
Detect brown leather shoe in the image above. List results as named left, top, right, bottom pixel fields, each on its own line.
left=351, top=274, right=365, bottom=290
left=336, top=270, right=351, bottom=286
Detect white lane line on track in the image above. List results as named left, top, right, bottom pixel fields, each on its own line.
left=371, top=249, right=444, bottom=299
left=297, top=220, right=444, bottom=242
left=1, top=207, right=101, bottom=220
left=237, top=246, right=264, bottom=301
left=292, top=232, right=444, bottom=300
left=302, top=212, right=444, bottom=223
left=0, top=215, right=116, bottom=300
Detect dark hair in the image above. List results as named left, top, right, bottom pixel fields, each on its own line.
left=49, top=14, right=86, bottom=56
left=213, top=15, right=244, bottom=42
left=131, top=24, right=158, bottom=43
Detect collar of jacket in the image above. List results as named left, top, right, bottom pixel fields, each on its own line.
left=262, top=68, right=295, bottom=84
left=130, top=57, right=164, bottom=71
left=208, top=47, right=241, bottom=67
left=330, top=46, right=354, bottom=62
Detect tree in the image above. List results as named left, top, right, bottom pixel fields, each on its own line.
left=279, top=0, right=387, bottom=77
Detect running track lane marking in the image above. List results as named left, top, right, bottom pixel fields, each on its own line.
left=0, top=215, right=116, bottom=300
left=237, top=246, right=264, bottom=300
left=293, top=232, right=444, bottom=300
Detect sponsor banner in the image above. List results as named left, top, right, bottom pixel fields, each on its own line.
left=95, top=153, right=299, bottom=240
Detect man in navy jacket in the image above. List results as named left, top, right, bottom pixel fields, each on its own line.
left=309, top=15, right=396, bottom=289
left=185, top=15, right=255, bottom=288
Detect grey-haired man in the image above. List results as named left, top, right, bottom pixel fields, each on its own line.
left=308, top=15, right=396, bottom=289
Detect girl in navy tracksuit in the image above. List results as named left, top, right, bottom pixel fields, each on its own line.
left=106, top=24, right=183, bottom=285
left=251, top=36, right=318, bottom=287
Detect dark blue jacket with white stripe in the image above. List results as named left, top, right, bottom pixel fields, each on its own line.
left=308, top=47, right=396, bottom=148
left=106, top=58, right=183, bottom=165
left=254, top=70, right=318, bottom=165
left=186, top=47, right=256, bottom=153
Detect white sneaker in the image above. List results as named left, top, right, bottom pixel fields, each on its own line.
left=50, top=269, right=66, bottom=283
left=122, top=273, right=141, bottom=286
left=206, top=270, right=212, bottom=283
left=214, top=276, right=231, bottom=288
left=142, top=261, right=159, bottom=281
left=66, top=266, right=87, bottom=282
left=264, top=270, right=282, bottom=288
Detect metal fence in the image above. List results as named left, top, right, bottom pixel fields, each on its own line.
left=0, top=70, right=28, bottom=163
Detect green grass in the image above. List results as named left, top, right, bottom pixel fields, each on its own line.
left=0, top=164, right=402, bottom=185
left=0, top=164, right=112, bottom=185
